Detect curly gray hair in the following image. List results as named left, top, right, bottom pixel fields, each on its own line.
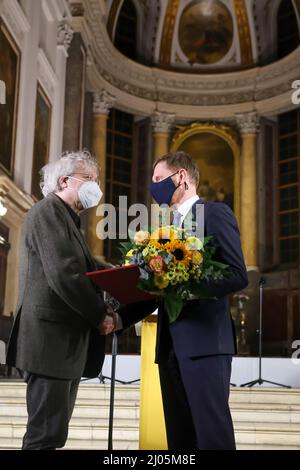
left=40, top=150, right=99, bottom=197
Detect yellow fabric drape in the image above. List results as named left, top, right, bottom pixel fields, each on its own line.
left=139, top=316, right=167, bottom=449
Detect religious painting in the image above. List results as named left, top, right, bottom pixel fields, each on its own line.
left=178, top=132, right=234, bottom=210
left=31, top=84, right=52, bottom=200
left=0, top=20, right=20, bottom=175
left=178, top=0, right=234, bottom=64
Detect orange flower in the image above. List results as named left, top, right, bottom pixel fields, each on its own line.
left=148, top=255, right=166, bottom=274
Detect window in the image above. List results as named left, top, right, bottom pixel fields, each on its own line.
left=278, top=110, right=300, bottom=264
left=114, top=0, right=137, bottom=60
left=277, top=0, right=299, bottom=60
left=104, top=109, right=134, bottom=263
left=104, top=109, right=141, bottom=356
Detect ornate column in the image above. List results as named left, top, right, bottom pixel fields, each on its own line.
left=236, top=112, right=260, bottom=270
left=151, top=112, right=175, bottom=160
left=87, top=90, right=115, bottom=258
left=62, top=29, right=86, bottom=151
left=51, top=21, right=73, bottom=158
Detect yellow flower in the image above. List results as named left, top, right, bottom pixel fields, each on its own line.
left=134, top=230, right=150, bottom=245
left=125, top=249, right=134, bottom=266
left=142, top=244, right=159, bottom=261
left=185, top=236, right=203, bottom=251
left=190, top=266, right=202, bottom=279
left=167, top=239, right=191, bottom=266
left=154, top=274, right=169, bottom=289
left=151, top=226, right=179, bottom=242
left=191, top=251, right=203, bottom=265
left=166, top=262, right=189, bottom=285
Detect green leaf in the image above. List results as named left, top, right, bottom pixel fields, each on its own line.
left=119, top=241, right=133, bottom=251
left=118, top=241, right=134, bottom=258
left=164, top=293, right=184, bottom=323
left=159, top=252, right=173, bottom=265
left=208, top=260, right=229, bottom=270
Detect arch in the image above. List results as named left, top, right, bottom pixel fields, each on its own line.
left=170, top=123, right=241, bottom=223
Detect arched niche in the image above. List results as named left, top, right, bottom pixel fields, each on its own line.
left=170, top=123, right=241, bottom=224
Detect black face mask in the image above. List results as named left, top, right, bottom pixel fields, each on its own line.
left=149, top=171, right=179, bottom=205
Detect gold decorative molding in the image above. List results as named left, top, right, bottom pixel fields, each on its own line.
left=171, top=122, right=240, bottom=152
left=159, top=0, right=180, bottom=66
left=233, top=0, right=253, bottom=65
left=170, top=122, right=241, bottom=223
left=80, top=0, right=300, bottom=117
left=107, top=0, right=122, bottom=40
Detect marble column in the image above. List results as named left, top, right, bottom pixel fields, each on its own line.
left=236, top=112, right=260, bottom=270
left=151, top=112, right=175, bottom=160
left=86, top=90, right=115, bottom=259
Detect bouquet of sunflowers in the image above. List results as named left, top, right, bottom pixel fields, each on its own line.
left=119, top=226, right=229, bottom=323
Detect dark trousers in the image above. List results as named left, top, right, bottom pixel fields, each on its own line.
left=158, top=350, right=236, bottom=450
left=22, top=371, right=80, bottom=450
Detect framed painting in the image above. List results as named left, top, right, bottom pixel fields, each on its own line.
left=31, top=84, right=52, bottom=200
left=178, top=132, right=235, bottom=210
left=178, top=0, right=234, bottom=65
left=0, top=20, right=21, bottom=176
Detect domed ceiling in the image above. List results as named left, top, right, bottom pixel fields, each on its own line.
left=106, top=0, right=300, bottom=72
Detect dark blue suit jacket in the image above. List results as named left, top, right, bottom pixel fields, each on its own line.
left=120, top=199, right=248, bottom=363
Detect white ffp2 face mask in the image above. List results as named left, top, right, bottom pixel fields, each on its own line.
left=78, top=181, right=103, bottom=209
left=67, top=177, right=103, bottom=209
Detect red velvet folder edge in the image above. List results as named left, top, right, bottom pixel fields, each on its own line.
left=86, top=264, right=156, bottom=304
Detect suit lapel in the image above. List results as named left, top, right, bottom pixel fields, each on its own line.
left=72, top=224, right=96, bottom=270
left=51, top=194, right=96, bottom=270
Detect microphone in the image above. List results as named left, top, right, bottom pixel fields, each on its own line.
left=259, top=276, right=266, bottom=286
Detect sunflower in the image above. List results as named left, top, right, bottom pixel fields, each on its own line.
left=150, top=226, right=180, bottom=243
left=167, top=239, right=192, bottom=266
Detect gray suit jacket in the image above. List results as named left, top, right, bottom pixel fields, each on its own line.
left=6, top=193, right=106, bottom=379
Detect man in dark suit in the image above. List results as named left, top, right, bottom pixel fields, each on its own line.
left=119, top=151, right=248, bottom=450
left=6, top=150, right=114, bottom=450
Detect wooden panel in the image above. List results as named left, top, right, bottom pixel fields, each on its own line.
left=62, top=33, right=86, bottom=151
left=31, top=84, right=52, bottom=200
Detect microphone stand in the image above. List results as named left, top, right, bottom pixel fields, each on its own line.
left=240, top=277, right=290, bottom=388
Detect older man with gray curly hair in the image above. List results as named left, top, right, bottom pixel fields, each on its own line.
left=7, top=150, right=115, bottom=450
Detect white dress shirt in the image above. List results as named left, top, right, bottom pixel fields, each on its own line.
left=173, top=195, right=200, bottom=227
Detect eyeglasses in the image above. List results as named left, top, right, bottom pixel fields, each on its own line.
left=68, top=173, right=100, bottom=185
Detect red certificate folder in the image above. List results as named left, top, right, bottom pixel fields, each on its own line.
left=86, top=264, right=156, bottom=304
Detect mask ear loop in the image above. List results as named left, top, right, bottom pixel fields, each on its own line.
left=177, top=170, right=189, bottom=190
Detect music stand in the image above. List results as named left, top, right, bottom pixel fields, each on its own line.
left=108, top=332, right=117, bottom=450
left=240, top=277, right=291, bottom=388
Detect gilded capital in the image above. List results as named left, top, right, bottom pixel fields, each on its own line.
left=93, top=91, right=116, bottom=115
left=151, top=112, right=176, bottom=133
left=69, top=2, right=85, bottom=17
left=57, top=21, right=74, bottom=52
left=236, top=112, right=260, bottom=134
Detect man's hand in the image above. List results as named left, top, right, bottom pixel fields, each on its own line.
left=98, top=304, right=117, bottom=335
left=98, top=314, right=115, bottom=335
